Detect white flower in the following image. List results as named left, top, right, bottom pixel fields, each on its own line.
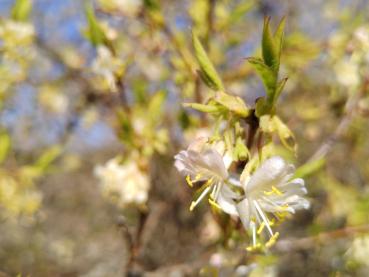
left=218, top=156, right=309, bottom=249
left=91, top=46, right=123, bottom=92
left=94, top=158, right=149, bottom=207
left=174, top=138, right=232, bottom=211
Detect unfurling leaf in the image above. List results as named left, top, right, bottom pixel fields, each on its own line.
left=247, top=57, right=277, bottom=99
left=183, top=102, right=225, bottom=114
left=84, top=4, right=107, bottom=46
left=11, top=0, right=32, bottom=22
left=192, top=32, right=224, bottom=91
left=247, top=17, right=287, bottom=115
left=0, top=132, right=11, bottom=164
left=214, top=91, right=250, bottom=117
left=262, top=17, right=277, bottom=69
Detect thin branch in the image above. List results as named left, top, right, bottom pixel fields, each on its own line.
left=275, top=224, right=369, bottom=252
left=308, top=78, right=368, bottom=163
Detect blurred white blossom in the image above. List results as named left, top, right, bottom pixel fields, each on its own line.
left=91, top=46, right=124, bottom=92
left=94, top=158, right=149, bottom=208
left=334, top=58, right=360, bottom=88
left=345, top=235, right=369, bottom=267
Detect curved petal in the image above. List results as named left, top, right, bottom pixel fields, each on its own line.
left=245, top=156, right=288, bottom=194
left=236, top=198, right=251, bottom=230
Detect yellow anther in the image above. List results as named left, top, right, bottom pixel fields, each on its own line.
left=265, top=232, right=280, bottom=248
left=246, top=243, right=262, bottom=252
left=186, top=175, right=193, bottom=187
left=257, top=222, right=265, bottom=234
left=264, top=186, right=283, bottom=196
left=204, top=178, right=213, bottom=187
left=208, top=198, right=221, bottom=210
left=271, top=186, right=283, bottom=195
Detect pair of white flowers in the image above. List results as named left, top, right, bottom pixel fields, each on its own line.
left=174, top=138, right=309, bottom=249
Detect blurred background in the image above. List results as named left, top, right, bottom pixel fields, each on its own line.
left=1, top=0, right=369, bottom=276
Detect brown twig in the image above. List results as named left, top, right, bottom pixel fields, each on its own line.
left=275, top=224, right=369, bottom=252
left=308, top=78, right=368, bottom=163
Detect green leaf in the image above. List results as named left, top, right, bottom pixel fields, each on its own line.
left=294, top=158, right=325, bottom=179
left=192, top=32, right=224, bottom=91
left=183, top=102, right=224, bottom=114
left=214, top=91, right=250, bottom=117
left=84, top=4, right=106, bottom=46
left=0, top=132, right=11, bottom=164
left=247, top=57, right=276, bottom=99
left=273, top=17, right=286, bottom=71
left=34, top=146, right=62, bottom=172
left=255, top=97, right=269, bottom=117
left=273, top=77, right=288, bottom=105
left=11, top=0, right=32, bottom=22
left=262, top=17, right=277, bottom=69
left=148, top=91, right=166, bottom=123
left=226, top=1, right=254, bottom=26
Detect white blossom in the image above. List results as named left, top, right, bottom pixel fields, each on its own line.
left=218, top=156, right=309, bottom=249
left=94, top=158, right=149, bottom=207
left=91, top=46, right=123, bottom=92
left=174, top=138, right=232, bottom=211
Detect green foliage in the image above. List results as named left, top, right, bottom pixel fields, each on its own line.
left=0, top=131, right=11, bottom=164
left=84, top=4, right=107, bottom=46
left=192, top=32, right=224, bottom=91
left=11, top=0, right=32, bottom=22
left=248, top=17, right=286, bottom=116
left=294, top=158, right=326, bottom=178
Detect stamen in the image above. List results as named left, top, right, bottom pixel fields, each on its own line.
left=264, top=186, right=283, bottom=196
left=186, top=175, right=194, bottom=187
left=210, top=183, right=217, bottom=199
left=271, top=186, right=283, bottom=195
left=253, top=200, right=273, bottom=237
left=265, top=232, right=280, bottom=248
left=257, top=222, right=265, bottom=234
left=189, top=186, right=211, bottom=211
left=213, top=182, right=222, bottom=201
left=208, top=198, right=221, bottom=210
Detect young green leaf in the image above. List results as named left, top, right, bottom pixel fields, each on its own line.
left=34, top=146, right=62, bottom=172
left=183, top=102, right=224, bottom=114
left=273, top=17, right=286, bottom=71
left=273, top=77, right=288, bottom=105
left=84, top=4, right=106, bottom=46
left=0, top=132, right=11, bottom=164
left=246, top=57, right=277, bottom=99
left=262, top=17, right=277, bottom=69
left=192, top=32, right=224, bottom=91
left=214, top=91, right=250, bottom=117
left=11, top=0, right=32, bottom=22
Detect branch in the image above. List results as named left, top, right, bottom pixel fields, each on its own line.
left=308, top=78, right=368, bottom=163
left=275, top=224, right=369, bottom=252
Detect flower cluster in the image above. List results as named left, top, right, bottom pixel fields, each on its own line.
left=175, top=138, right=309, bottom=249
left=94, top=158, right=149, bottom=208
